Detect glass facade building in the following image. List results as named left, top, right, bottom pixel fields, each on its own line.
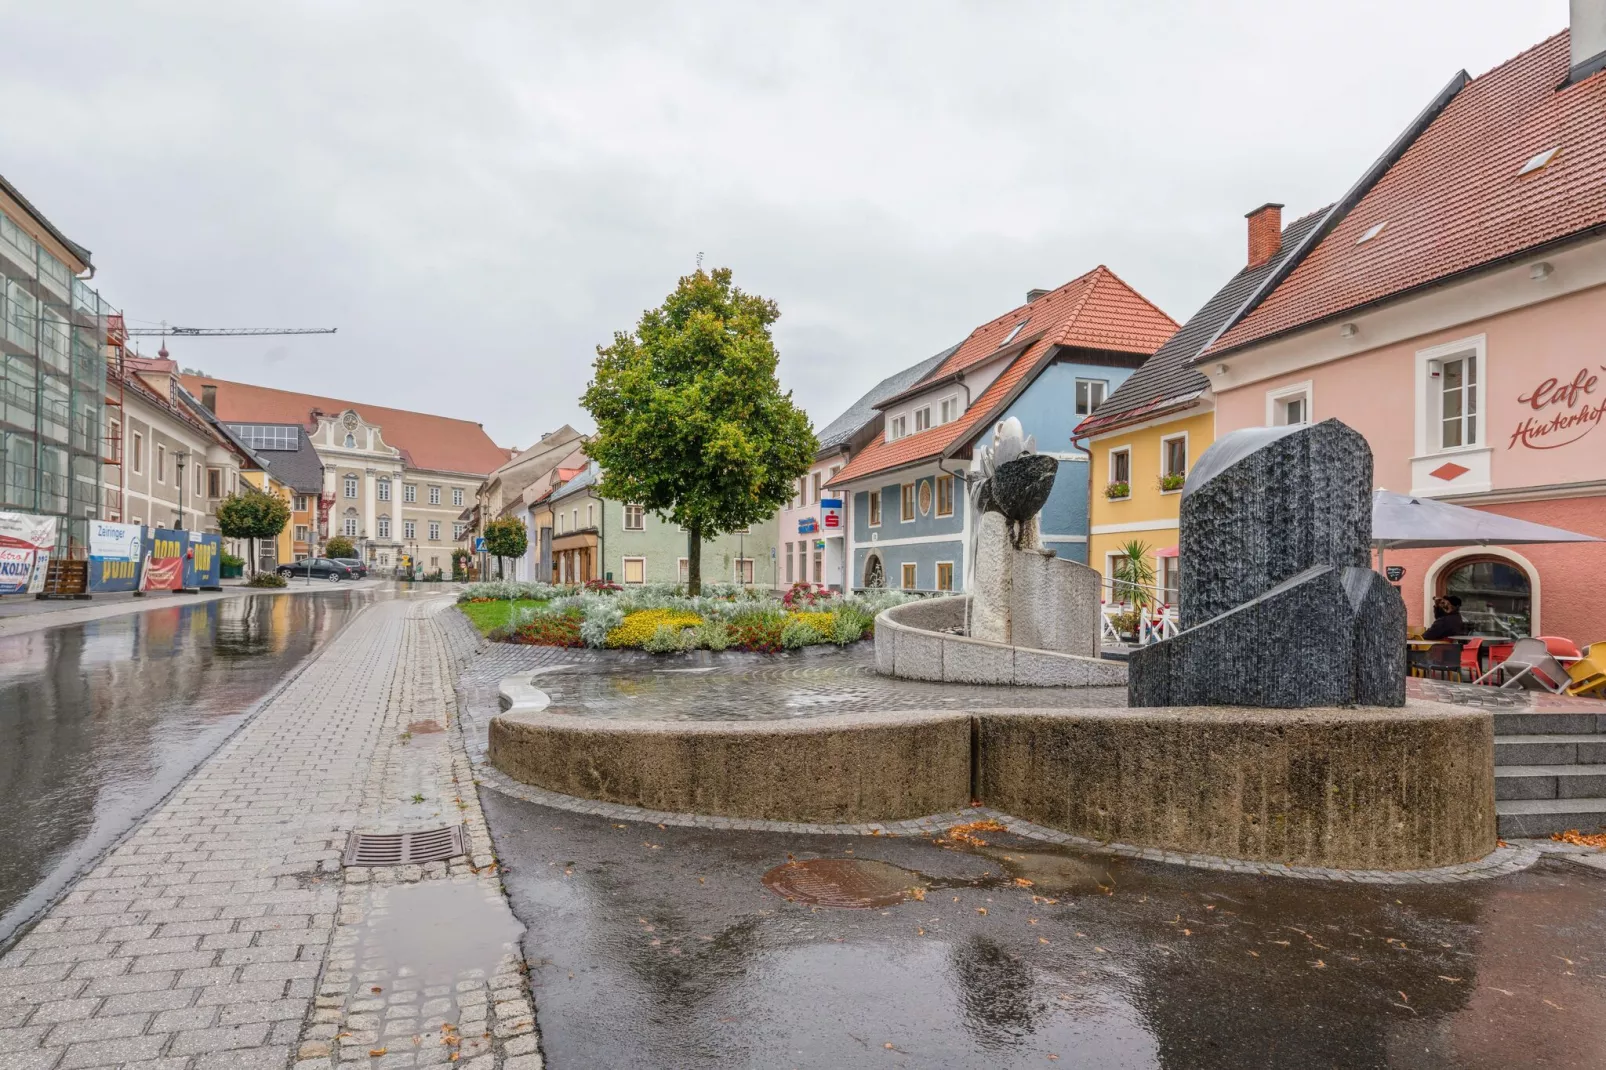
left=0, top=193, right=108, bottom=551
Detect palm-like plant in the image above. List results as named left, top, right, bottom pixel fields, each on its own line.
left=1111, top=539, right=1156, bottom=609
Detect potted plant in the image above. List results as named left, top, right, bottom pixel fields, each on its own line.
left=1158, top=471, right=1186, bottom=492
left=219, top=552, right=245, bottom=579
left=1104, top=480, right=1131, bottom=500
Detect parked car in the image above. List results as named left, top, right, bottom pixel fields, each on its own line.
left=332, top=557, right=369, bottom=578
left=278, top=557, right=355, bottom=582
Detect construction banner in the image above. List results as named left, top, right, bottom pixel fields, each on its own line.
left=182, top=531, right=222, bottom=589
left=88, top=520, right=144, bottom=593
left=141, top=528, right=186, bottom=592
left=0, top=511, right=58, bottom=595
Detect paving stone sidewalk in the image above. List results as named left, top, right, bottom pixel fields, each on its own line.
left=0, top=595, right=540, bottom=1070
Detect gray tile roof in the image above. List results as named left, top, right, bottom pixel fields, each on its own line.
left=1081, top=209, right=1328, bottom=434
left=257, top=426, right=327, bottom=493
left=814, top=344, right=960, bottom=453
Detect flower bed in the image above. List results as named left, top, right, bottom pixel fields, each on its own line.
left=459, top=580, right=919, bottom=653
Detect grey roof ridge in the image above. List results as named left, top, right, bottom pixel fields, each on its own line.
left=0, top=172, right=93, bottom=268
left=813, top=343, right=960, bottom=452
left=173, top=383, right=264, bottom=469
left=1199, top=67, right=1471, bottom=362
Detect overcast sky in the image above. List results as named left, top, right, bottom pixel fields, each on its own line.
left=0, top=1, right=1567, bottom=450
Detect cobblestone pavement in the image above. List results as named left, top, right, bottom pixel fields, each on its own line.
left=0, top=595, right=542, bottom=1070
left=455, top=636, right=1543, bottom=885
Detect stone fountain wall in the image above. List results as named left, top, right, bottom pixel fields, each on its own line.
left=969, top=513, right=1103, bottom=658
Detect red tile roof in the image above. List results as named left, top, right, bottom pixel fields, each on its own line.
left=833, top=266, right=1174, bottom=485
left=1212, top=31, right=1606, bottom=355
left=934, top=265, right=1178, bottom=377
left=179, top=375, right=511, bottom=476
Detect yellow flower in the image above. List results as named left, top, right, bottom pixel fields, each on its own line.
left=607, top=609, right=703, bottom=648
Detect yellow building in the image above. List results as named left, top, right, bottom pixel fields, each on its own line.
left=1076, top=203, right=1325, bottom=608
left=240, top=470, right=296, bottom=569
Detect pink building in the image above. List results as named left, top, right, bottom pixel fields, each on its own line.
left=1204, top=23, right=1606, bottom=644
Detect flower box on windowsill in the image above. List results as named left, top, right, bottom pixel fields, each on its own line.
left=1104, top=481, right=1131, bottom=501
left=1157, top=472, right=1186, bottom=493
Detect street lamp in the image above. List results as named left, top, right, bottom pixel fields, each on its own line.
left=174, top=452, right=189, bottom=530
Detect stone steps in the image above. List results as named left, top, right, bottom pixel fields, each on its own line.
left=1493, top=711, right=1606, bottom=836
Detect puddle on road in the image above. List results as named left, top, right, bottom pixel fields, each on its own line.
left=339, top=878, right=526, bottom=1063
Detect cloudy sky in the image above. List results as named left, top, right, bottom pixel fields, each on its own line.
left=1, top=1, right=1566, bottom=449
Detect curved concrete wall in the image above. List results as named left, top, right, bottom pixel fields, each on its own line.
left=875, top=596, right=1126, bottom=688
left=487, top=699, right=1496, bottom=870
left=489, top=709, right=972, bottom=824
left=979, top=703, right=1495, bottom=869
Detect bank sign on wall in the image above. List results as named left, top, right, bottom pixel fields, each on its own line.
left=0, top=511, right=58, bottom=595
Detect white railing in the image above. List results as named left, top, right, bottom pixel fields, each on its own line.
left=1099, top=575, right=1179, bottom=646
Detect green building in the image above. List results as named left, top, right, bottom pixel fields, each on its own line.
left=1, top=173, right=111, bottom=549
left=547, top=463, right=781, bottom=588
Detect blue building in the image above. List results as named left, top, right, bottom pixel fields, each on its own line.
left=829, top=267, right=1176, bottom=592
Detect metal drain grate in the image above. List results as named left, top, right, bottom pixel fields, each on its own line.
left=343, top=825, right=468, bottom=867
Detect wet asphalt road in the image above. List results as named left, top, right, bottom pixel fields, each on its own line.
left=483, top=791, right=1606, bottom=1070
left=0, top=589, right=367, bottom=948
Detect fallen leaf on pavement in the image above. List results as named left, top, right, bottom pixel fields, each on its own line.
left=1438, top=976, right=1462, bottom=983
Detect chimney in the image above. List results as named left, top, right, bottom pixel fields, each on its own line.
left=1026, top=288, right=1051, bottom=302
left=201, top=384, right=217, bottom=412
left=1245, top=202, right=1285, bottom=268
left=1571, top=0, right=1606, bottom=81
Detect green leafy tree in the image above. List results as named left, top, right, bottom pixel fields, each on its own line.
left=216, top=485, right=291, bottom=576
left=1111, top=539, right=1156, bottom=609
left=323, top=535, right=357, bottom=560
left=582, top=267, right=815, bottom=595
left=482, top=517, right=528, bottom=580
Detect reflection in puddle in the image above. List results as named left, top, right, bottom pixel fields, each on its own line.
left=339, top=879, right=525, bottom=1062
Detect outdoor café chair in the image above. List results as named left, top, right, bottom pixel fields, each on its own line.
left=1567, top=643, right=1606, bottom=698
left=1473, top=637, right=1571, bottom=693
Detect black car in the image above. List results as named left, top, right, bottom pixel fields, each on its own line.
left=278, top=557, right=355, bottom=581
left=332, top=557, right=369, bottom=578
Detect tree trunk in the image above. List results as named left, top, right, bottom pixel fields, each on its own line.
left=248, top=536, right=255, bottom=578
left=497, top=556, right=504, bottom=580
left=686, top=522, right=702, bottom=596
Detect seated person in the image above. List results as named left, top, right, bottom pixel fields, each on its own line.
left=1421, top=595, right=1466, bottom=642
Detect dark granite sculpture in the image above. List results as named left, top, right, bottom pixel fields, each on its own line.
left=1128, top=418, right=1405, bottom=708
left=983, top=454, right=1059, bottom=549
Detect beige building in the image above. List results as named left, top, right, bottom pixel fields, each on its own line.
left=472, top=424, right=587, bottom=582
left=182, top=375, right=514, bottom=575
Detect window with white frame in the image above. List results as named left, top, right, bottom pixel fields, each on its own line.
left=889, top=414, right=908, bottom=440
left=1266, top=381, right=1313, bottom=427
left=1436, top=351, right=1479, bottom=449
left=377, top=516, right=391, bottom=539
left=295, top=524, right=310, bottom=543
left=453, top=523, right=465, bottom=540
left=868, top=489, right=881, bottom=527
left=294, top=495, right=309, bottom=511
left=900, top=483, right=916, bottom=522
left=812, top=472, right=822, bottom=503
left=1161, top=556, right=1181, bottom=606
left=936, top=474, right=954, bottom=517
left=678, top=558, right=689, bottom=585
left=915, top=406, right=932, bottom=432
left=1075, top=379, right=1107, bottom=415
left=131, top=432, right=142, bottom=474
left=404, top=520, right=416, bottom=540
left=343, top=517, right=357, bottom=537
left=785, top=541, right=795, bottom=583
left=428, top=520, right=440, bottom=541
left=428, top=486, right=441, bottom=505
left=377, top=480, right=390, bottom=501
left=622, top=556, right=646, bottom=584
left=344, top=474, right=358, bottom=499
left=901, top=562, right=917, bottom=589
left=586, top=503, right=595, bottom=529
left=452, top=487, right=464, bottom=507
left=1160, top=433, right=1188, bottom=487
left=157, top=444, right=166, bottom=484
left=940, top=396, right=959, bottom=424
left=1108, top=447, right=1131, bottom=497
left=404, top=483, right=417, bottom=503
left=936, top=562, right=954, bottom=591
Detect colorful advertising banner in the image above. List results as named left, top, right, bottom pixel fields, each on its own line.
left=0, top=511, right=58, bottom=596
left=183, top=531, right=222, bottom=590
left=88, top=520, right=144, bottom=593
left=140, top=528, right=186, bottom=592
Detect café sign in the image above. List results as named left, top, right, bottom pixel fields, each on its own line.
left=1508, top=365, right=1606, bottom=450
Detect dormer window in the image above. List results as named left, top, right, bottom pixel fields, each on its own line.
left=999, top=319, right=1029, bottom=347
left=889, top=415, right=908, bottom=440
left=940, top=397, right=959, bottom=423
left=914, top=406, right=932, bottom=432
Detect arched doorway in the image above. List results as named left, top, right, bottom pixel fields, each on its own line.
left=1438, top=555, right=1532, bottom=638
left=863, top=553, right=884, bottom=590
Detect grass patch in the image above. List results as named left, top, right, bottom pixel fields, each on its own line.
left=458, top=598, right=548, bottom=634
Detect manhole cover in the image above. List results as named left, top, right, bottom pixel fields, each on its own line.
left=343, top=825, right=468, bottom=867
left=761, top=858, right=923, bottom=908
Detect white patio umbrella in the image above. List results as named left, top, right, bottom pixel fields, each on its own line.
left=1371, top=489, right=1601, bottom=551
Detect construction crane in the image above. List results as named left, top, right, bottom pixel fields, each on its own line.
left=122, top=326, right=338, bottom=337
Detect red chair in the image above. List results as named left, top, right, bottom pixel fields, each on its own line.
left=1538, top=636, right=1583, bottom=659
left=1458, top=638, right=1484, bottom=681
